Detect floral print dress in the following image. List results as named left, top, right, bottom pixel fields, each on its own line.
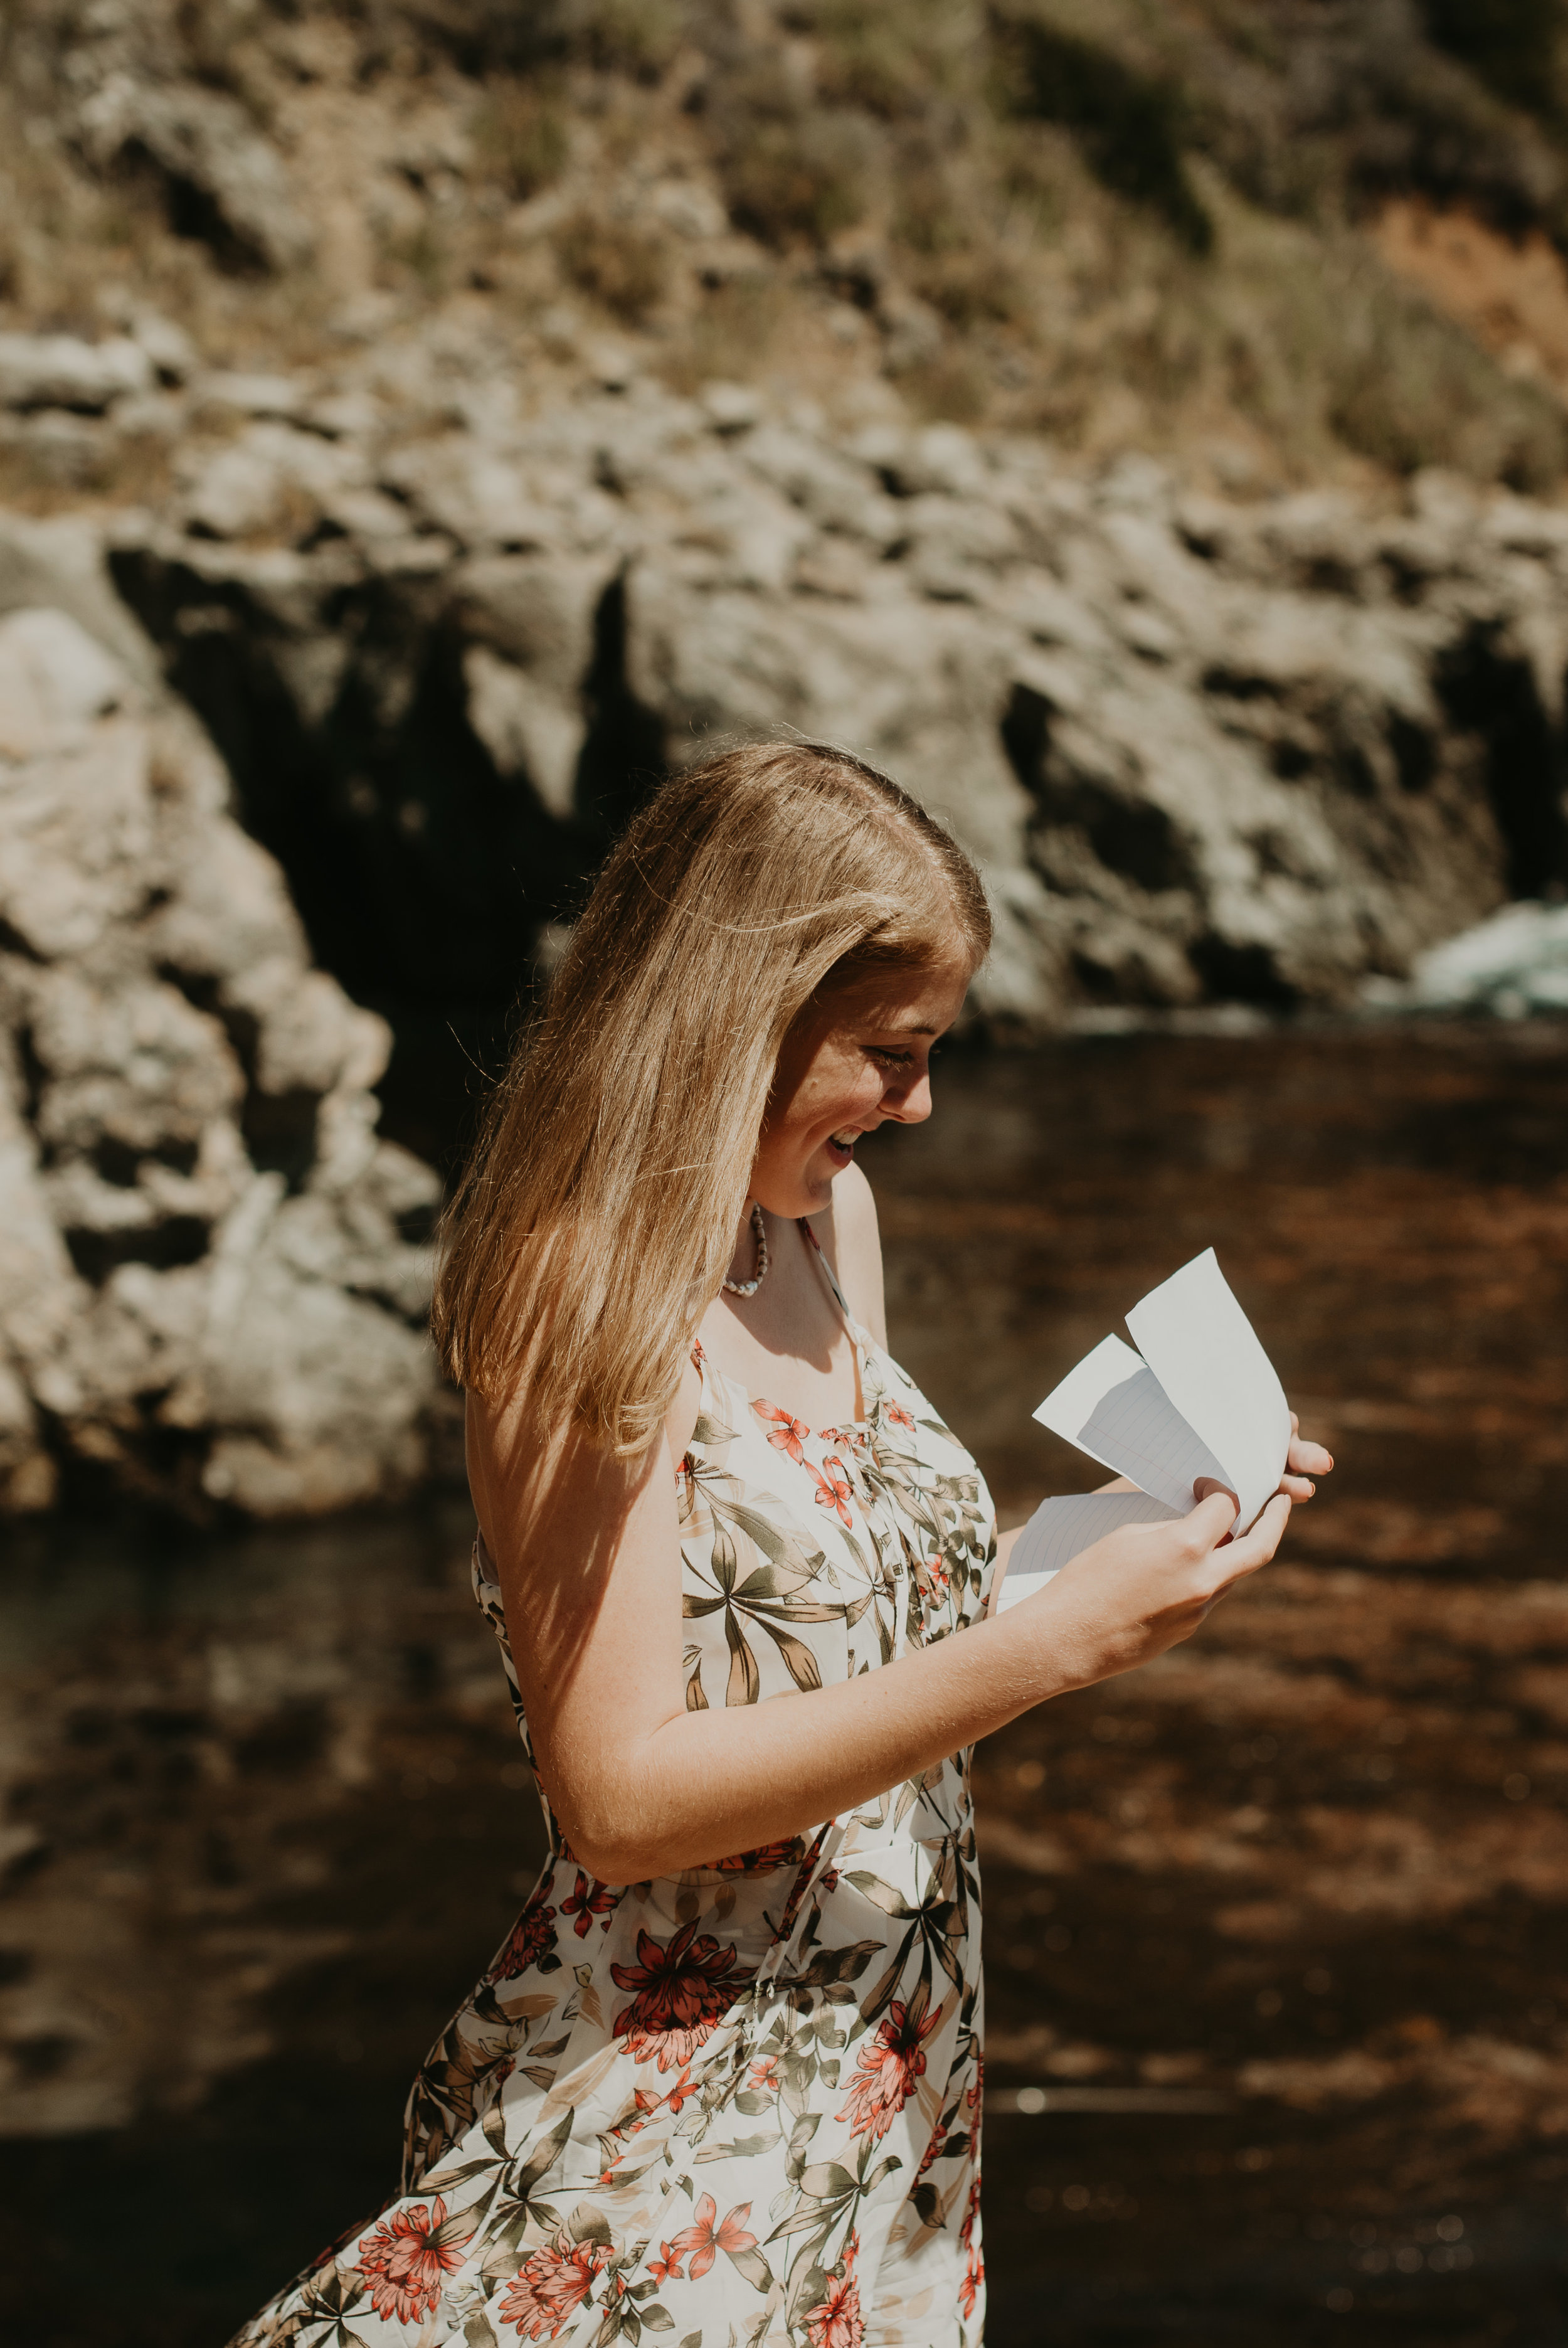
left=235, top=1228, right=996, bottom=2348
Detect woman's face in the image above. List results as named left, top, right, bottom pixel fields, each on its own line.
left=752, top=955, right=973, bottom=1218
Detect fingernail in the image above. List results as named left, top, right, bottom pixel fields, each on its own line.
left=1305, top=1480, right=1315, bottom=1496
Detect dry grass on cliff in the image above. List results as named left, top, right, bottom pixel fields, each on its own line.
left=6, top=0, right=1568, bottom=490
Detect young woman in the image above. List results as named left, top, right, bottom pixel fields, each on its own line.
left=236, top=743, right=1328, bottom=2348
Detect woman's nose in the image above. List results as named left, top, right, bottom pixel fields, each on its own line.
left=883, top=1069, right=933, bottom=1125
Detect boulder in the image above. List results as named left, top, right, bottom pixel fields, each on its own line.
left=75, top=81, right=315, bottom=275
left=1373, top=899, right=1568, bottom=1017
left=0, top=607, right=442, bottom=1518
left=8, top=344, right=1568, bottom=1513
left=103, top=375, right=1568, bottom=1059
left=0, top=334, right=154, bottom=415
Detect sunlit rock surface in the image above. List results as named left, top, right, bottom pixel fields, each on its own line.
left=5, top=329, right=1568, bottom=1061
left=5, top=328, right=1568, bottom=1509
left=1374, top=896, right=1568, bottom=1017
left=0, top=592, right=442, bottom=1519
left=81, top=358, right=1568, bottom=1054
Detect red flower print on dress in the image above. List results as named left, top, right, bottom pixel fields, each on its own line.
left=748, top=2054, right=780, bottom=2093
left=959, top=2175, right=983, bottom=2320
left=753, top=1398, right=810, bottom=1462
left=837, top=1991, right=944, bottom=2143
left=633, top=2063, right=698, bottom=2119
left=610, top=1919, right=751, bottom=2071
left=810, top=1455, right=854, bottom=1529
left=711, top=1835, right=804, bottom=1874
left=560, top=1871, right=617, bottom=1937
left=884, top=1402, right=914, bottom=1430
left=805, top=2234, right=864, bottom=2348
left=499, top=2230, right=611, bottom=2340
left=649, top=2241, right=684, bottom=2287
left=666, top=2193, right=758, bottom=2280
left=489, top=1896, right=557, bottom=1981
left=916, top=2116, right=943, bottom=2179
left=354, top=2194, right=472, bottom=2325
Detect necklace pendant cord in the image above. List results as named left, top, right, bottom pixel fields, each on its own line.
left=723, top=1203, right=770, bottom=1298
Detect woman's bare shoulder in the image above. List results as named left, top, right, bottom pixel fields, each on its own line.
left=465, top=1346, right=700, bottom=1576
left=812, top=1162, right=887, bottom=1349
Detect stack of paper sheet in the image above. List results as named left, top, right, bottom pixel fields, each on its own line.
left=995, top=1249, right=1290, bottom=1615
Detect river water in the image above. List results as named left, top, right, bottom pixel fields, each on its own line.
left=4, top=1023, right=1567, bottom=2346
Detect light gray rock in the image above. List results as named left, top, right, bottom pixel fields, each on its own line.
left=0, top=334, right=154, bottom=414
left=380, top=439, right=556, bottom=553
left=9, top=337, right=1568, bottom=1511
left=176, top=422, right=365, bottom=541
left=1372, top=898, right=1568, bottom=1016
left=464, top=647, right=585, bottom=822
left=0, top=1051, right=85, bottom=1512
left=75, top=81, right=315, bottom=275
left=104, top=370, right=1568, bottom=1043
left=0, top=605, right=129, bottom=750
left=0, top=513, right=164, bottom=693
left=741, top=424, right=904, bottom=548
left=0, top=609, right=442, bottom=1518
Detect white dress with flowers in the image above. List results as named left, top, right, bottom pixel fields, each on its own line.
left=234, top=1226, right=995, bottom=2348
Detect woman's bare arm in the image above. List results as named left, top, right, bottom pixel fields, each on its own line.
left=467, top=1380, right=1297, bottom=1886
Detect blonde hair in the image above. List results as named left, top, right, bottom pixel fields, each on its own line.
left=432, top=741, right=991, bottom=1452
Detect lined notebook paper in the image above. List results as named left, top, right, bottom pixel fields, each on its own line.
left=993, top=1249, right=1290, bottom=1615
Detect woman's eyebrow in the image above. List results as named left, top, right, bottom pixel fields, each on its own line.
left=856, top=1011, right=947, bottom=1036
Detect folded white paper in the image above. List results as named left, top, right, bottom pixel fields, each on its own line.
left=992, top=1248, right=1290, bottom=1610
left=1123, top=1250, right=1290, bottom=1534
left=993, top=1490, right=1182, bottom=1615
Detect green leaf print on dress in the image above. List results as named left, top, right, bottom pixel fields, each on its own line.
left=230, top=1248, right=994, bottom=2348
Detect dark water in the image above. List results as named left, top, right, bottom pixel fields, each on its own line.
left=4, top=1024, right=1568, bottom=2345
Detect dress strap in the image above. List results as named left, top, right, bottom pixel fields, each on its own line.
left=798, top=1216, right=854, bottom=1322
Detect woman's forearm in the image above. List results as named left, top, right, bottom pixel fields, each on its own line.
left=557, top=1479, right=1304, bottom=1883
left=564, top=1606, right=1073, bottom=1883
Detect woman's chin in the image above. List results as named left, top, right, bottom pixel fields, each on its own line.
left=784, top=1166, right=840, bottom=1214
left=756, top=1150, right=846, bottom=1218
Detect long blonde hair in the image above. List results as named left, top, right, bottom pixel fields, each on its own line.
left=432, top=741, right=991, bottom=1452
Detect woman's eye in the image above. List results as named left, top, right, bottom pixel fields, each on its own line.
left=867, top=1046, right=913, bottom=1067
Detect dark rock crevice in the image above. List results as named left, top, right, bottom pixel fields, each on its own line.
left=110, top=545, right=668, bottom=1171
left=1434, top=625, right=1568, bottom=900
left=573, top=571, right=669, bottom=853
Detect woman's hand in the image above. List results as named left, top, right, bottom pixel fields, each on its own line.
left=994, top=1410, right=1333, bottom=1581
left=1010, top=1484, right=1293, bottom=1691
left=1278, top=1412, right=1333, bottom=1504
left=1006, top=1407, right=1333, bottom=1689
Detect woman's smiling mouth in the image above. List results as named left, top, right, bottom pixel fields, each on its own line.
left=825, top=1129, right=859, bottom=1167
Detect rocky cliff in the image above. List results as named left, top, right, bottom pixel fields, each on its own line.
left=96, top=337, right=1568, bottom=1047
left=0, top=527, right=443, bottom=1520
left=4, top=317, right=1568, bottom=1517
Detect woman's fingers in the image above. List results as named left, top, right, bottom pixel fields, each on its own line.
left=1286, top=1424, right=1333, bottom=1478
left=1180, top=1487, right=1244, bottom=1554
left=1214, top=1492, right=1291, bottom=1583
